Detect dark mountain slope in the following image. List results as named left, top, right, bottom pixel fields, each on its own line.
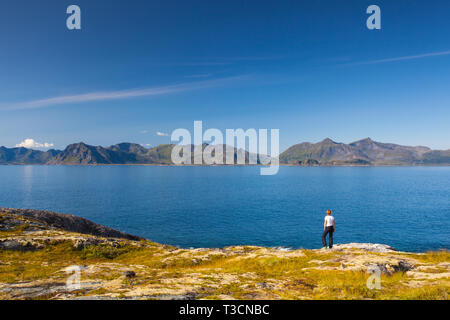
left=420, top=150, right=450, bottom=164
left=46, top=143, right=120, bottom=164
left=0, top=147, right=60, bottom=164
left=280, top=138, right=369, bottom=164
left=348, top=138, right=431, bottom=165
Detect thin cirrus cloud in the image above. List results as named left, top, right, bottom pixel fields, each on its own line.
left=347, top=50, right=450, bottom=66
left=156, top=131, right=169, bottom=137
left=161, top=55, right=290, bottom=67
left=15, top=138, right=54, bottom=149
left=0, top=76, right=246, bottom=111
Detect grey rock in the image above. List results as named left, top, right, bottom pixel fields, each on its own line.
left=123, top=271, right=136, bottom=278
left=0, top=207, right=143, bottom=241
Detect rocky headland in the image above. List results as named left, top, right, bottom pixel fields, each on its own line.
left=0, top=208, right=448, bottom=300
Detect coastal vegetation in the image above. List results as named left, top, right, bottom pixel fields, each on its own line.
left=0, top=208, right=448, bottom=300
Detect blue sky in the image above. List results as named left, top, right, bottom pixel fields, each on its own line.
left=1, top=0, right=450, bottom=151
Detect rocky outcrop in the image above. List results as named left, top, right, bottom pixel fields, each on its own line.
left=331, top=243, right=397, bottom=253
left=0, top=207, right=142, bottom=241
left=0, top=208, right=448, bottom=300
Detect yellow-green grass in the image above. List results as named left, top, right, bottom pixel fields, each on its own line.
left=0, top=231, right=448, bottom=300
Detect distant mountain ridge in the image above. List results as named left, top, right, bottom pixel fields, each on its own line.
left=46, top=142, right=171, bottom=165
left=0, top=139, right=449, bottom=165
left=280, top=138, right=450, bottom=165
left=0, top=146, right=60, bottom=165
left=0, top=142, right=264, bottom=165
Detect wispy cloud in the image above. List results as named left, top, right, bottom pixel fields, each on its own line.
left=169, top=61, right=232, bottom=67
left=0, top=76, right=246, bottom=111
left=163, top=55, right=290, bottom=67
left=15, top=138, right=54, bottom=149
left=156, top=131, right=169, bottom=137
left=347, top=50, right=450, bottom=66
left=184, top=73, right=212, bottom=79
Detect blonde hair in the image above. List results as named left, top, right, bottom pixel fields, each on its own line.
left=326, top=210, right=332, bottom=215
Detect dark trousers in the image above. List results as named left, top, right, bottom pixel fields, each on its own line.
left=322, top=226, right=334, bottom=248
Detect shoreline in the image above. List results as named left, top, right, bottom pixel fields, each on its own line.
left=0, top=207, right=447, bottom=253
left=1, top=163, right=450, bottom=167
left=0, top=207, right=448, bottom=300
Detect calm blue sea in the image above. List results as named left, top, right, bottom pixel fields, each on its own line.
left=0, top=166, right=448, bottom=252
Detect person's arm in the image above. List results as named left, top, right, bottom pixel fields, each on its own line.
left=324, top=218, right=327, bottom=230
left=333, top=219, right=335, bottom=231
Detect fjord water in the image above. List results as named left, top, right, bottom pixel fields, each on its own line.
left=0, top=166, right=448, bottom=252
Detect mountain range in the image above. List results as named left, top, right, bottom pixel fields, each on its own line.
left=280, top=138, right=450, bottom=165
left=0, top=142, right=263, bottom=165
left=0, top=138, right=449, bottom=165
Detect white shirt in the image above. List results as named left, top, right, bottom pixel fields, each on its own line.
left=324, top=215, right=335, bottom=227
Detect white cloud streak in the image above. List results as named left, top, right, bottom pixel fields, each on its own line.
left=15, top=138, right=54, bottom=149
left=156, top=131, right=169, bottom=136
left=348, top=50, right=450, bottom=66
left=1, top=76, right=245, bottom=111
